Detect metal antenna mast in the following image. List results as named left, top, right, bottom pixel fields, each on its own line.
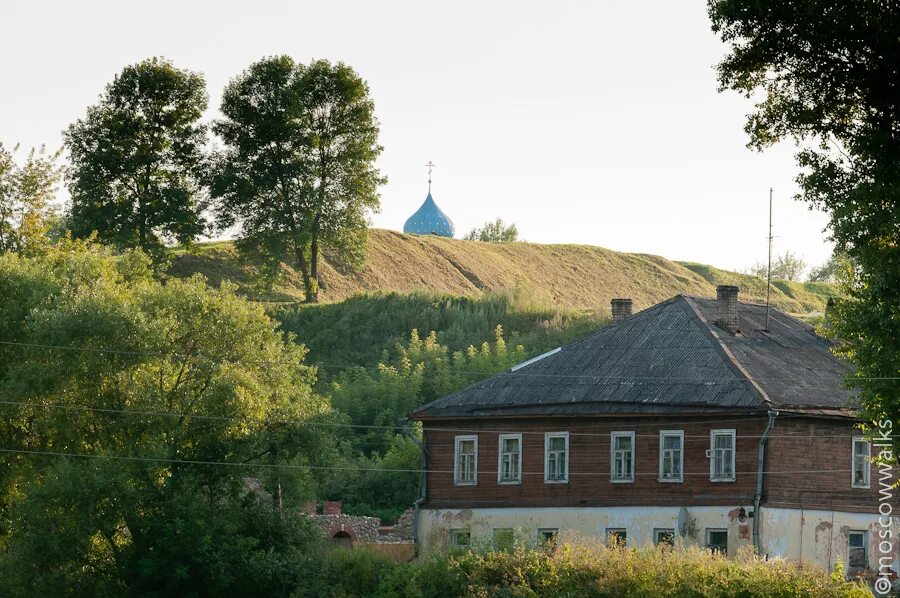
left=765, top=188, right=773, bottom=332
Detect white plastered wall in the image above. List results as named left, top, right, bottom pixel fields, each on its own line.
left=419, top=506, right=900, bottom=572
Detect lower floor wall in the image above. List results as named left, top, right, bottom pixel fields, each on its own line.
left=418, top=506, right=900, bottom=575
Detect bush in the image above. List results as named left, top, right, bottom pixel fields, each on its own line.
left=305, top=538, right=872, bottom=598
left=315, top=548, right=398, bottom=598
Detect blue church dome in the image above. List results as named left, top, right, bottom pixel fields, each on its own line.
left=403, top=192, right=455, bottom=237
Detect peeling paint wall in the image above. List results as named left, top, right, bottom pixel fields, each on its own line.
left=420, top=506, right=754, bottom=556
left=760, top=507, right=900, bottom=573
left=420, top=506, right=900, bottom=573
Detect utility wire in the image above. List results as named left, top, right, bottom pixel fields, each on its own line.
left=0, top=446, right=862, bottom=477
left=0, top=340, right=893, bottom=381
left=0, top=399, right=863, bottom=438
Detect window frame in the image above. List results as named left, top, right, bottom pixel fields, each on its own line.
left=709, top=429, right=736, bottom=482
left=449, top=528, right=472, bottom=549
left=654, top=528, right=675, bottom=546
left=610, top=431, right=636, bottom=483
left=544, top=431, right=570, bottom=484
left=658, top=430, right=684, bottom=482
left=537, top=528, right=559, bottom=547
left=606, top=527, right=627, bottom=547
left=706, top=528, right=728, bottom=556
left=492, top=528, right=515, bottom=551
left=454, top=435, right=478, bottom=486
left=497, top=433, right=523, bottom=484
left=848, top=530, right=868, bottom=570
left=851, top=437, right=871, bottom=489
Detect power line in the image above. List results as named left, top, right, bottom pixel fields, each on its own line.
left=0, top=446, right=861, bottom=477
left=0, top=399, right=867, bottom=439
left=0, top=340, right=893, bottom=381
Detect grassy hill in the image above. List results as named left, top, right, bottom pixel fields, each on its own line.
left=170, top=229, right=836, bottom=316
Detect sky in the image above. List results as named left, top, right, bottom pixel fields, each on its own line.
left=0, top=0, right=834, bottom=272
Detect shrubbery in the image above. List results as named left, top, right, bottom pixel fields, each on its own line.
left=308, top=539, right=872, bottom=598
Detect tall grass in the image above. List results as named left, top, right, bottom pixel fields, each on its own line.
left=314, top=538, right=872, bottom=598
left=272, top=290, right=604, bottom=378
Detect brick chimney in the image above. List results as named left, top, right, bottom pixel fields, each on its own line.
left=716, top=285, right=740, bottom=333
left=611, top=298, right=633, bottom=322
left=324, top=501, right=342, bottom=515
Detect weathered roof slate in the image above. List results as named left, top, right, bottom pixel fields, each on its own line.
left=410, top=295, right=854, bottom=419
left=689, top=297, right=854, bottom=411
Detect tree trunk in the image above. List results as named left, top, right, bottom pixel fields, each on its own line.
left=294, top=243, right=316, bottom=303
left=307, top=216, right=320, bottom=303
left=137, top=195, right=146, bottom=250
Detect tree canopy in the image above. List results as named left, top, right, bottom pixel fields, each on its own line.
left=0, top=241, right=333, bottom=595
left=808, top=251, right=855, bottom=284
left=65, top=58, right=209, bottom=256
left=0, top=144, right=62, bottom=255
left=747, top=250, right=807, bottom=281
left=710, top=0, right=900, bottom=439
left=213, top=57, right=384, bottom=302
left=464, top=218, right=519, bottom=243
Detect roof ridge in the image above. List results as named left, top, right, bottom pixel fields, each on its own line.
left=681, top=296, right=772, bottom=408
left=411, top=299, right=684, bottom=417
left=561, top=295, right=684, bottom=351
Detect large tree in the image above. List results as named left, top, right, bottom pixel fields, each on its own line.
left=65, top=58, right=209, bottom=256
left=709, top=2, right=900, bottom=438
left=212, top=57, right=384, bottom=303
left=0, top=144, right=61, bottom=255
left=0, top=241, right=334, bottom=595
left=747, top=250, right=807, bottom=281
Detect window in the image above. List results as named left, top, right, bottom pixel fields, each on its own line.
left=492, top=528, right=515, bottom=551
left=611, top=432, right=635, bottom=482
left=545, top=432, right=569, bottom=483
left=848, top=531, right=867, bottom=571
left=454, top=435, right=478, bottom=485
left=606, top=528, right=627, bottom=547
left=659, top=430, right=684, bottom=482
left=497, top=434, right=522, bottom=483
left=852, top=437, right=871, bottom=488
left=538, top=528, right=559, bottom=548
left=449, top=529, right=471, bottom=549
left=331, top=530, right=353, bottom=548
left=706, top=529, right=728, bottom=555
left=709, top=429, right=736, bottom=482
left=654, top=528, right=675, bottom=546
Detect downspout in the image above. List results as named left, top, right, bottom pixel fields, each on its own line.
left=404, top=420, right=428, bottom=558
left=753, top=409, right=778, bottom=556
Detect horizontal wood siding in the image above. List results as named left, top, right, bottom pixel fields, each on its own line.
left=764, top=418, right=886, bottom=513
left=423, top=415, right=886, bottom=513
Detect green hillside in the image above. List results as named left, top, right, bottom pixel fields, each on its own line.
left=169, top=229, right=836, bottom=316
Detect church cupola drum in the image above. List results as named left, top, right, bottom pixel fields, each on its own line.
left=403, top=161, right=455, bottom=237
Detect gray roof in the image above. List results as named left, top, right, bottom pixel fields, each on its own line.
left=411, top=295, right=855, bottom=419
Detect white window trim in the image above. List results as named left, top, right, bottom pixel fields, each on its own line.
left=497, top=433, right=523, bottom=484
left=851, top=436, right=871, bottom=489
left=537, top=528, right=559, bottom=544
left=706, top=528, right=728, bottom=555
left=658, top=430, right=684, bottom=482
left=606, top=528, right=627, bottom=546
left=544, top=431, right=570, bottom=483
left=708, top=429, right=736, bottom=482
left=848, top=530, right=868, bottom=569
left=454, top=435, right=478, bottom=486
left=654, top=528, right=675, bottom=545
left=610, top=431, right=635, bottom=483
left=449, top=528, right=471, bottom=548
